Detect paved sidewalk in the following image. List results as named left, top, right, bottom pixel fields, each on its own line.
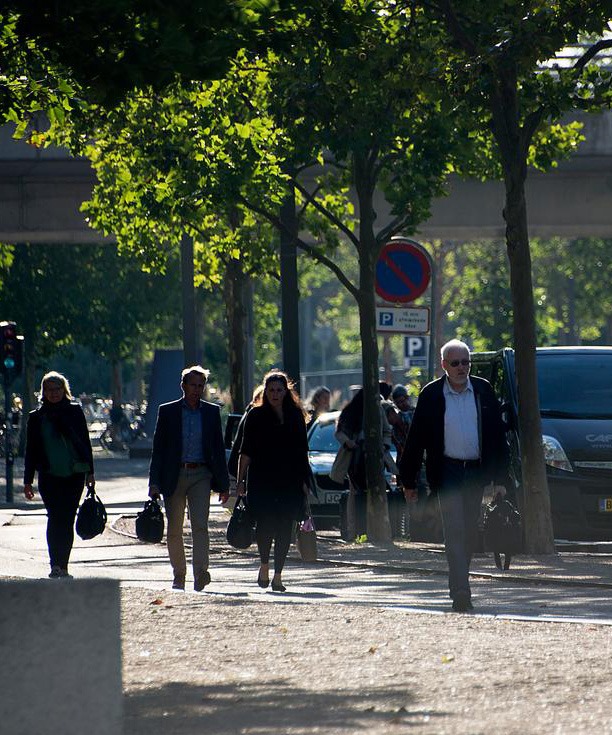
left=111, top=499, right=612, bottom=592
left=4, top=457, right=612, bottom=734
left=4, top=451, right=612, bottom=593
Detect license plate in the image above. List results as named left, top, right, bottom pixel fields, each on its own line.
left=598, top=498, right=612, bottom=512
left=324, top=491, right=342, bottom=504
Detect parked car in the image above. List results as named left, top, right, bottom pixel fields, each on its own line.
left=306, top=411, right=347, bottom=528
left=307, top=411, right=407, bottom=536
left=471, top=346, right=612, bottom=541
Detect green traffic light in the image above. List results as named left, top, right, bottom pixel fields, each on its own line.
left=3, top=357, right=15, bottom=369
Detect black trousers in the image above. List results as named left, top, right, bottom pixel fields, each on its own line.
left=38, top=472, right=85, bottom=570
left=255, top=513, right=294, bottom=574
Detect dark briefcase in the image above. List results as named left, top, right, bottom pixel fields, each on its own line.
left=136, top=498, right=165, bottom=543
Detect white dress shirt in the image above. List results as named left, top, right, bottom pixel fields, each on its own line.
left=443, top=379, right=480, bottom=460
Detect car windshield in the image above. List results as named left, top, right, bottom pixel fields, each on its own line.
left=309, top=421, right=340, bottom=452
left=537, top=353, right=612, bottom=418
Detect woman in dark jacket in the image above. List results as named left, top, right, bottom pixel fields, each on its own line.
left=236, top=370, right=310, bottom=592
left=24, top=371, right=95, bottom=578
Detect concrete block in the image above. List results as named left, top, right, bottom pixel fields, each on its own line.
left=0, top=579, right=122, bottom=735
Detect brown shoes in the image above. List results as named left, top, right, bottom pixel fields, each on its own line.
left=194, top=570, right=211, bottom=592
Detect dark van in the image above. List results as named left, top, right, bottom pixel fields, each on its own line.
left=471, top=347, right=612, bottom=541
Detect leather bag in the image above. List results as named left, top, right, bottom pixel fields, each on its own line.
left=483, top=494, right=522, bottom=569
left=226, top=496, right=255, bottom=549
left=76, top=487, right=107, bottom=540
left=135, top=498, right=165, bottom=543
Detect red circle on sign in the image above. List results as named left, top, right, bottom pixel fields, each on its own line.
left=375, top=239, right=431, bottom=303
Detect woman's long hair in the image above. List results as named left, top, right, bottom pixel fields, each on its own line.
left=257, top=369, right=307, bottom=420
left=338, top=388, right=364, bottom=436
left=40, top=371, right=73, bottom=402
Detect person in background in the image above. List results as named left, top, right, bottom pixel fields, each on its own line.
left=390, top=384, right=413, bottom=464
left=382, top=399, right=407, bottom=467
left=236, top=370, right=310, bottom=592
left=148, top=365, right=229, bottom=592
left=334, top=387, right=394, bottom=535
left=306, top=385, right=332, bottom=430
left=379, top=381, right=393, bottom=401
left=392, top=384, right=413, bottom=424
left=23, top=371, right=95, bottom=579
left=399, top=339, right=509, bottom=613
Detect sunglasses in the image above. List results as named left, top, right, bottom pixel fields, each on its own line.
left=447, top=359, right=471, bottom=368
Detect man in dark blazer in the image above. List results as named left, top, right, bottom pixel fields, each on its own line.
left=149, top=365, right=229, bottom=591
left=400, top=339, right=509, bottom=612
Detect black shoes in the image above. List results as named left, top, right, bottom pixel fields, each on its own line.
left=452, top=594, right=474, bottom=613
left=194, top=570, right=211, bottom=591
left=257, top=571, right=270, bottom=589
left=271, top=579, right=286, bottom=593
left=49, top=566, right=72, bottom=579
left=172, top=575, right=186, bottom=590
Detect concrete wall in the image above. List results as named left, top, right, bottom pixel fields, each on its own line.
left=0, top=578, right=123, bottom=735
left=1, top=110, right=612, bottom=242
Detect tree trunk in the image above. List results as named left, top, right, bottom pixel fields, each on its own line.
left=503, top=160, right=555, bottom=554
left=280, top=185, right=301, bottom=389
left=110, top=360, right=125, bottom=449
left=357, top=279, right=392, bottom=543
left=133, top=340, right=145, bottom=408
left=225, top=257, right=247, bottom=413
left=355, top=152, right=392, bottom=543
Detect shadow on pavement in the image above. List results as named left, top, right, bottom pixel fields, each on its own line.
left=123, top=680, right=433, bottom=735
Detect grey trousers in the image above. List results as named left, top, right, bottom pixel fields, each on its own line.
left=437, top=462, right=484, bottom=601
left=165, top=466, right=212, bottom=579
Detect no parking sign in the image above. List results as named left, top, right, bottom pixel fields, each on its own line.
left=375, top=239, right=431, bottom=303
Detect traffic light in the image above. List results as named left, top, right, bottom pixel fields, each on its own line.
left=0, top=321, right=24, bottom=379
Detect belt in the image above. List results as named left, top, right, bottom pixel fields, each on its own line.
left=181, top=462, right=206, bottom=469
left=444, top=457, right=481, bottom=468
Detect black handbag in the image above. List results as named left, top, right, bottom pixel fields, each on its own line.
left=226, top=496, right=255, bottom=549
left=76, top=487, right=107, bottom=540
left=483, top=494, right=522, bottom=569
left=135, top=498, right=165, bottom=543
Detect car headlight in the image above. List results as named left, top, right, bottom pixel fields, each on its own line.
left=542, top=435, right=573, bottom=473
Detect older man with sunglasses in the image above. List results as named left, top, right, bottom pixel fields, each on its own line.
left=399, top=339, right=509, bottom=612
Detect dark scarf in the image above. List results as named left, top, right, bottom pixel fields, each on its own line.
left=41, top=397, right=88, bottom=459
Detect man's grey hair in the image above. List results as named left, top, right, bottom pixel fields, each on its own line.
left=440, top=339, right=470, bottom=361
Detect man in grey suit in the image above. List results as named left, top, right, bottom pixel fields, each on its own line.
left=149, top=365, right=230, bottom=591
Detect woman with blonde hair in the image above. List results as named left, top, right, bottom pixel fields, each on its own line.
left=236, top=370, right=310, bottom=592
left=306, top=385, right=331, bottom=430
left=23, top=371, right=95, bottom=578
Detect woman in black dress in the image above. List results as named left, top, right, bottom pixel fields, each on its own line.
left=236, top=370, right=310, bottom=592
left=23, top=371, right=95, bottom=578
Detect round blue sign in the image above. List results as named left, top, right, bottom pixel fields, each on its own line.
left=375, top=240, right=431, bottom=303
